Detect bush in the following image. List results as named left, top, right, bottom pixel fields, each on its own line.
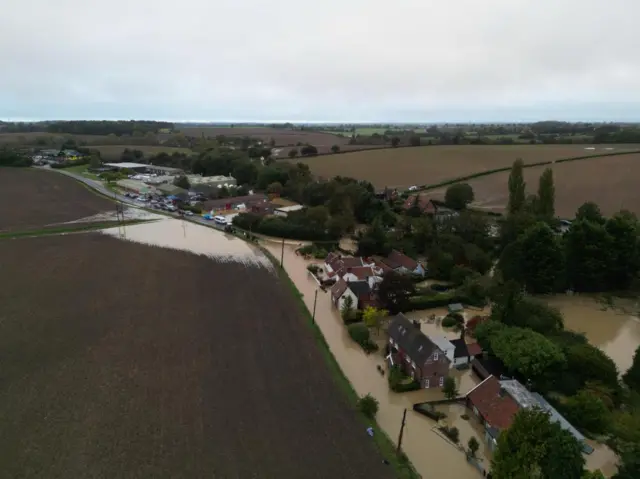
left=357, top=394, right=379, bottom=419
left=306, top=264, right=320, bottom=274
left=442, top=316, right=458, bottom=328
left=439, top=426, right=460, bottom=443
left=561, top=390, right=610, bottom=434
left=388, top=366, right=421, bottom=392
left=413, top=403, right=446, bottom=421
left=347, top=323, right=378, bottom=352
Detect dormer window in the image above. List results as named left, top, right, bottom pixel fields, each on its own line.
left=433, top=353, right=439, bottom=361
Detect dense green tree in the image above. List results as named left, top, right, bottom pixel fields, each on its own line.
left=537, top=167, right=556, bottom=220
left=507, top=158, right=526, bottom=215
left=377, top=271, right=416, bottom=314
left=499, top=211, right=537, bottom=251
left=357, top=393, right=379, bottom=419
left=613, top=446, right=640, bottom=479
left=330, top=144, right=340, bottom=153
left=519, top=222, right=565, bottom=293
left=562, top=390, right=610, bottom=434
left=474, top=319, right=508, bottom=352
left=266, top=181, right=283, bottom=195
left=231, top=160, right=259, bottom=185
left=444, top=183, right=475, bottom=210
left=623, top=345, right=640, bottom=391
left=576, top=201, right=605, bottom=224
left=443, top=376, right=459, bottom=400
left=391, top=136, right=400, bottom=147
left=565, top=219, right=613, bottom=291
left=288, top=148, right=298, bottom=158
left=511, top=297, right=564, bottom=334
left=463, top=243, right=493, bottom=274
left=606, top=212, right=640, bottom=290
left=490, top=325, right=566, bottom=383
left=429, top=250, right=455, bottom=280
left=489, top=279, right=523, bottom=327
left=173, top=175, right=190, bottom=189
left=357, top=219, right=391, bottom=257
left=89, top=155, right=102, bottom=169
left=565, top=343, right=620, bottom=391
left=450, top=265, right=476, bottom=286
left=491, top=408, right=585, bottom=479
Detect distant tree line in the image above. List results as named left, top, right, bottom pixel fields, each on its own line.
left=0, top=147, right=32, bottom=167
left=46, top=120, right=174, bottom=136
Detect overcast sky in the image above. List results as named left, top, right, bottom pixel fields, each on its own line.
left=2, top=0, right=639, bottom=122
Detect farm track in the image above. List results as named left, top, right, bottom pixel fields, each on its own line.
left=0, top=168, right=115, bottom=232
left=0, top=233, right=393, bottom=479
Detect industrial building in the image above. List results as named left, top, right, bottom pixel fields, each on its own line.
left=116, top=179, right=158, bottom=195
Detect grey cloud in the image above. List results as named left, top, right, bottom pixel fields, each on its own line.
left=1, top=0, right=639, bottom=121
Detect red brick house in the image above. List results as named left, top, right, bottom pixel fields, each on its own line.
left=387, top=314, right=450, bottom=389
left=324, top=253, right=375, bottom=279
left=465, top=375, right=520, bottom=451
left=403, top=195, right=458, bottom=220
left=330, top=278, right=379, bottom=310
left=379, top=250, right=427, bottom=277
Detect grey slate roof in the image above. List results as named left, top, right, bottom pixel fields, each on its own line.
left=388, top=314, right=439, bottom=365
left=347, top=280, right=371, bottom=297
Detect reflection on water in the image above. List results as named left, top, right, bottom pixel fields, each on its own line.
left=100, top=218, right=273, bottom=269
left=264, top=243, right=482, bottom=479
left=546, top=295, right=640, bottom=374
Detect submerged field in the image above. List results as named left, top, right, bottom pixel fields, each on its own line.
left=0, top=168, right=114, bottom=232
left=0, top=230, right=392, bottom=478
left=423, top=153, right=640, bottom=217
left=294, top=144, right=640, bottom=188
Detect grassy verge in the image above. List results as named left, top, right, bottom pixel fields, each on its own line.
left=259, top=247, right=420, bottom=478
left=0, top=220, right=151, bottom=240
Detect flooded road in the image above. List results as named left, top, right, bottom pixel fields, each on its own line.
left=264, top=243, right=484, bottom=479
left=546, top=295, right=640, bottom=374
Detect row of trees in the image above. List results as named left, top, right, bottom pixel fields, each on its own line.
left=498, top=160, right=640, bottom=294
left=0, top=148, right=32, bottom=167
left=46, top=120, right=174, bottom=136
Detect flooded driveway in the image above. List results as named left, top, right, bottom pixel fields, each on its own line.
left=263, top=243, right=483, bottom=479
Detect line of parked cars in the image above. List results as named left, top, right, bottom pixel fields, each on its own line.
left=122, top=192, right=197, bottom=215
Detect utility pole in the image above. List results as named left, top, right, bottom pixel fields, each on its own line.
left=280, top=237, right=285, bottom=268
left=396, top=408, right=407, bottom=455
left=312, top=289, right=318, bottom=323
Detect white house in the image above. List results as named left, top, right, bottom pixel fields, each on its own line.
left=429, top=335, right=456, bottom=369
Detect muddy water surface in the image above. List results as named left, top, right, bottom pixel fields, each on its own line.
left=265, top=243, right=484, bottom=479
left=546, top=295, right=640, bottom=374
left=100, top=218, right=273, bottom=268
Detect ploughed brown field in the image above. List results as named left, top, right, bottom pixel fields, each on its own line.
left=424, top=153, right=640, bottom=218
left=275, top=144, right=389, bottom=157
left=294, top=144, right=640, bottom=188
left=0, top=168, right=114, bottom=232
left=179, top=126, right=350, bottom=147
left=0, top=233, right=392, bottom=478
left=88, top=144, right=192, bottom=161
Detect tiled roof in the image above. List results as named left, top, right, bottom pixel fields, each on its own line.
left=466, top=375, right=519, bottom=431
left=467, top=342, right=483, bottom=357
left=330, top=278, right=348, bottom=301
left=344, top=266, right=377, bottom=280
left=386, top=250, right=418, bottom=271
left=347, top=280, right=371, bottom=298
left=388, top=314, right=443, bottom=365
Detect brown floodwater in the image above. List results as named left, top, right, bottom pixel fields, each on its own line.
left=546, top=295, right=640, bottom=374
left=264, top=243, right=484, bottom=479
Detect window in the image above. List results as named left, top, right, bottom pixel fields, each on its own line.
left=433, top=353, right=439, bottom=361
left=424, top=379, right=430, bottom=388
left=405, top=355, right=411, bottom=364
left=411, top=361, right=416, bottom=369
left=439, top=376, right=444, bottom=387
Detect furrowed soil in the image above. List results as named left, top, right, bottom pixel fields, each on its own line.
left=0, top=168, right=115, bottom=232
left=0, top=233, right=392, bottom=479
left=294, top=144, right=640, bottom=188
left=424, top=153, right=640, bottom=217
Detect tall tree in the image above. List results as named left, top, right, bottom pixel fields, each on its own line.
left=444, top=183, right=475, bottom=210
left=565, top=219, right=614, bottom=292
left=377, top=271, right=416, bottom=314
left=576, top=202, right=605, bottom=225
left=492, top=408, right=585, bottom=479
left=537, top=167, right=556, bottom=220
left=623, top=345, right=640, bottom=391
left=605, top=211, right=640, bottom=290
left=519, top=222, right=565, bottom=293
left=507, top=158, right=526, bottom=215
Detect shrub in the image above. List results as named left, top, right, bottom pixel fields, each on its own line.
left=306, top=264, right=320, bottom=274
left=347, top=323, right=378, bottom=353
left=357, top=393, right=379, bottom=419
left=439, top=426, right=460, bottom=443
left=388, top=366, right=421, bottom=392
left=441, top=316, right=457, bottom=328
left=413, top=403, right=446, bottom=421
left=468, top=437, right=480, bottom=457
left=561, top=390, right=610, bottom=434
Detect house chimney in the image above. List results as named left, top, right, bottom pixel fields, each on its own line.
left=499, top=387, right=506, bottom=398
left=412, top=320, right=421, bottom=330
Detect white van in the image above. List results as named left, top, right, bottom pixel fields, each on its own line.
left=213, top=215, right=227, bottom=225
